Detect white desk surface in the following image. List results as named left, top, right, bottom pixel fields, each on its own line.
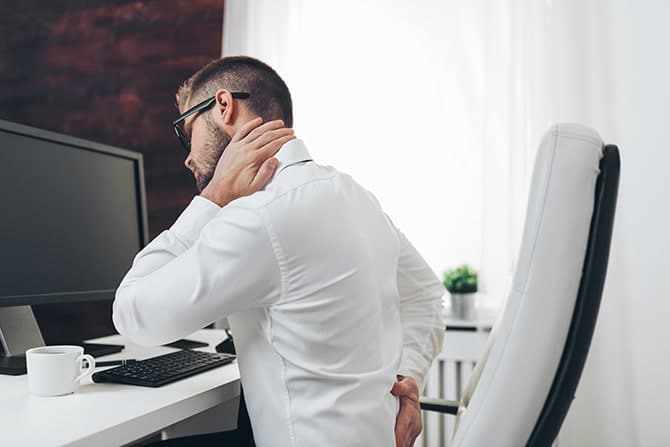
left=0, top=329, right=240, bottom=447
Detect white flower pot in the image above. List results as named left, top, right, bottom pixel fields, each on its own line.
left=450, top=292, right=476, bottom=320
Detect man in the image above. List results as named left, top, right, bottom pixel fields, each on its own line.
left=113, top=56, right=444, bottom=447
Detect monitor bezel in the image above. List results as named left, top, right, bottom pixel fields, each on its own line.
left=0, top=119, right=150, bottom=307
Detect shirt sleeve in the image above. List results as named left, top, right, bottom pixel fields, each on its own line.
left=393, top=223, right=445, bottom=391
left=112, top=196, right=282, bottom=347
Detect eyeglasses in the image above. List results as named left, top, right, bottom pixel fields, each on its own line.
left=172, top=92, right=250, bottom=153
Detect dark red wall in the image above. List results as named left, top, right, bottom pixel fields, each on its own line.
left=0, top=0, right=224, bottom=343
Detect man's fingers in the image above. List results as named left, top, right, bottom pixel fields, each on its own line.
left=394, top=393, right=423, bottom=447
left=395, top=430, right=403, bottom=447
left=249, top=157, right=279, bottom=191
left=253, top=127, right=295, bottom=149
left=395, top=413, right=416, bottom=447
left=256, top=134, right=296, bottom=160
left=395, top=417, right=407, bottom=447
left=242, top=119, right=285, bottom=144
left=232, top=117, right=263, bottom=142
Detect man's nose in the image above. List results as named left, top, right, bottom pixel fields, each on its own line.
left=184, top=154, right=194, bottom=171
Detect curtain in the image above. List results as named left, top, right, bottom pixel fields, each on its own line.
left=222, top=0, right=539, bottom=309
left=222, top=1, right=641, bottom=445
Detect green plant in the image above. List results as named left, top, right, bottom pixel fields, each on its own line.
left=443, top=264, right=478, bottom=294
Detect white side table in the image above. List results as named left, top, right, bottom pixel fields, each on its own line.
left=419, top=306, right=500, bottom=447
left=441, top=305, right=499, bottom=398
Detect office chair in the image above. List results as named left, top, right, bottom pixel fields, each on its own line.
left=420, top=123, right=620, bottom=446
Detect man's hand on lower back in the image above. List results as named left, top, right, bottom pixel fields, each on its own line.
left=392, top=375, right=422, bottom=447
left=200, top=117, right=295, bottom=207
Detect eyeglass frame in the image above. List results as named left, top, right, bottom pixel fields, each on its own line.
left=172, top=92, right=250, bottom=153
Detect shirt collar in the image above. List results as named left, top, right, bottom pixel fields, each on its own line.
left=274, top=138, right=313, bottom=175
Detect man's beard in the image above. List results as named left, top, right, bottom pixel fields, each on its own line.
left=195, top=123, right=232, bottom=192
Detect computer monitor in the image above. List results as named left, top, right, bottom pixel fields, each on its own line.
left=0, top=119, right=149, bottom=360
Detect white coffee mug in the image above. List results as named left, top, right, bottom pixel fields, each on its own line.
left=25, top=345, right=96, bottom=396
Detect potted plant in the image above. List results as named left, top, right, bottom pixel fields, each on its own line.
left=443, top=264, right=478, bottom=320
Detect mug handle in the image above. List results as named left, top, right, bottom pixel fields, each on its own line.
left=75, top=354, right=96, bottom=383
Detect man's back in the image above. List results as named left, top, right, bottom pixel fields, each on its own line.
left=227, top=140, right=402, bottom=446
left=113, top=139, right=444, bottom=447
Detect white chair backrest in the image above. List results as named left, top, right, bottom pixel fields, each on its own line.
left=452, top=123, right=605, bottom=446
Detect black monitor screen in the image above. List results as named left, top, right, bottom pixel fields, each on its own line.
left=0, top=124, right=146, bottom=306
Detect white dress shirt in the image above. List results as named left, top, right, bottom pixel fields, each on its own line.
left=113, top=139, right=445, bottom=447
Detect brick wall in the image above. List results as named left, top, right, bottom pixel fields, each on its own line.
left=0, top=0, right=224, bottom=342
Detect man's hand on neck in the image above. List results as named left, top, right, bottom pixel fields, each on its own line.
left=200, top=117, right=295, bottom=207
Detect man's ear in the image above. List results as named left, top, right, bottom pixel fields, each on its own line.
left=214, top=89, right=235, bottom=125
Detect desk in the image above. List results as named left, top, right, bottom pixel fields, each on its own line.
left=0, top=329, right=240, bottom=447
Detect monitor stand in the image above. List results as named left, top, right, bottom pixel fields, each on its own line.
left=0, top=306, right=124, bottom=375
left=0, top=306, right=45, bottom=356
left=0, top=306, right=45, bottom=375
left=0, top=355, right=28, bottom=375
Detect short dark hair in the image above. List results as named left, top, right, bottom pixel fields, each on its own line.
left=177, top=56, right=293, bottom=127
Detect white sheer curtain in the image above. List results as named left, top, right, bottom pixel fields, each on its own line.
left=222, top=1, right=642, bottom=445
left=222, top=0, right=541, bottom=308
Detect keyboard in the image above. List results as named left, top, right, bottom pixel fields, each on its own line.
left=91, top=349, right=236, bottom=387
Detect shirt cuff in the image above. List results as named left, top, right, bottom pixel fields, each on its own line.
left=169, top=196, right=221, bottom=247
left=398, top=351, right=427, bottom=392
